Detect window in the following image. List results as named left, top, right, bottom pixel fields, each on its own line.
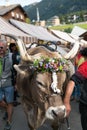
left=11, top=12, right=15, bottom=17
left=16, top=13, right=19, bottom=18
left=20, top=14, right=24, bottom=19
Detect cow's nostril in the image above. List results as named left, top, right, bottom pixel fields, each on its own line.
left=52, top=110, right=57, bottom=117
left=52, top=108, right=66, bottom=119
left=64, top=109, right=66, bottom=113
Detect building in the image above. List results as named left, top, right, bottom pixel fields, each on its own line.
left=40, top=20, right=46, bottom=27
left=0, top=4, right=36, bottom=44
left=0, top=4, right=29, bottom=22
left=47, top=16, right=60, bottom=26
left=71, top=26, right=87, bottom=41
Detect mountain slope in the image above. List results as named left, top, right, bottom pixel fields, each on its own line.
left=24, top=0, right=87, bottom=21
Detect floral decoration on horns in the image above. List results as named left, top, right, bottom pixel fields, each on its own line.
left=32, top=57, right=69, bottom=72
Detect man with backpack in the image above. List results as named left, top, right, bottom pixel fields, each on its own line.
left=9, top=43, right=20, bottom=106
left=0, top=39, right=14, bottom=130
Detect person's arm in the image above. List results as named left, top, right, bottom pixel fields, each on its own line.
left=63, top=80, right=75, bottom=117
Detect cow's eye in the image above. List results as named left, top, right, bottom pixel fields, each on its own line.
left=37, top=81, right=44, bottom=87
left=37, top=81, right=46, bottom=92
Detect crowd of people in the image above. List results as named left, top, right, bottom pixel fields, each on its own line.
left=0, top=39, right=20, bottom=130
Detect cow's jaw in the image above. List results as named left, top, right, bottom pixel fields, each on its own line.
left=45, top=105, right=66, bottom=120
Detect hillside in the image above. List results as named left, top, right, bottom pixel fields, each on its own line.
left=24, top=0, right=87, bottom=21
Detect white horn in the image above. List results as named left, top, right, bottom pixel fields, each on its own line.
left=1, top=34, right=34, bottom=61
left=14, top=64, right=26, bottom=75
left=64, top=40, right=79, bottom=59
left=16, top=38, right=34, bottom=61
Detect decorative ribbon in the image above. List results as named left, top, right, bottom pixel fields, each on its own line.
left=51, top=72, right=60, bottom=94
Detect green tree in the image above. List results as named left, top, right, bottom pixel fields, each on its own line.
left=26, top=18, right=31, bottom=24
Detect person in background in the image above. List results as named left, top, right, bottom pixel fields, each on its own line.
left=9, top=43, right=20, bottom=106
left=71, top=48, right=85, bottom=101
left=64, top=47, right=87, bottom=130
left=0, top=39, right=14, bottom=130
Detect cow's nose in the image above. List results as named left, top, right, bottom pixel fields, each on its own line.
left=52, top=108, right=66, bottom=119
left=52, top=110, right=58, bottom=117
left=46, top=106, right=66, bottom=120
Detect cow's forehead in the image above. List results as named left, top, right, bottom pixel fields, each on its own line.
left=33, top=71, right=66, bottom=95
left=57, top=72, right=66, bottom=82
left=36, top=71, right=66, bottom=85
left=36, top=71, right=66, bottom=77
left=36, top=72, right=51, bottom=83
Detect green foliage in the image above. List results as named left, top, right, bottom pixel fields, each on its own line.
left=64, top=28, right=72, bottom=33
left=49, top=23, right=87, bottom=32
left=24, top=0, right=87, bottom=21
left=26, top=18, right=31, bottom=24
left=50, top=24, right=74, bottom=32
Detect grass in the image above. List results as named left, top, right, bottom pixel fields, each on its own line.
left=49, top=22, right=87, bottom=32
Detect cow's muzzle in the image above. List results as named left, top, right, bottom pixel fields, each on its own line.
left=46, top=105, right=66, bottom=120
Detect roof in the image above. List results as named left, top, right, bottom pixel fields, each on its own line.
left=71, top=26, right=87, bottom=36
left=51, top=29, right=75, bottom=43
left=9, top=19, right=61, bottom=42
left=48, top=16, right=59, bottom=21
left=0, top=17, right=36, bottom=43
left=51, top=29, right=87, bottom=46
left=0, top=4, right=26, bottom=16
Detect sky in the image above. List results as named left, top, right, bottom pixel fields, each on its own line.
left=0, top=0, right=41, bottom=7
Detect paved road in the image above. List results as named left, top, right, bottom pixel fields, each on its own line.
left=0, top=100, right=82, bottom=130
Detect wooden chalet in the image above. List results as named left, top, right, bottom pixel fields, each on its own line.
left=0, top=4, right=29, bottom=22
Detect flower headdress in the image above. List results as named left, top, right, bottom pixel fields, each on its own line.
left=32, top=57, right=69, bottom=72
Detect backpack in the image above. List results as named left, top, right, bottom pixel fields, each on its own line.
left=8, top=52, right=16, bottom=85
left=9, top=52, right=20, bottom=85
left=8, top=52, right=13, bottom=65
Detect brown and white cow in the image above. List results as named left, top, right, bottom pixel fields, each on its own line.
left=3, top=34, right=79, bottom=130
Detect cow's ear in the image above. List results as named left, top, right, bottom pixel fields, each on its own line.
left=14, top=64, right=26, bottom=75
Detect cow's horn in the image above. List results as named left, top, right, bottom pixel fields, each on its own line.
left=1, top=34, right=34, bottom=62
left=11, top=36, right=44, bottom=61
left=64, top=40, right=79, bottom=59
left=14, top=64, right=26, bottom=75
left=16, top=38, right=34, bottom=61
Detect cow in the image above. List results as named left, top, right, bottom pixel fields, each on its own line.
left=3, top=34, right=79, bottom=130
